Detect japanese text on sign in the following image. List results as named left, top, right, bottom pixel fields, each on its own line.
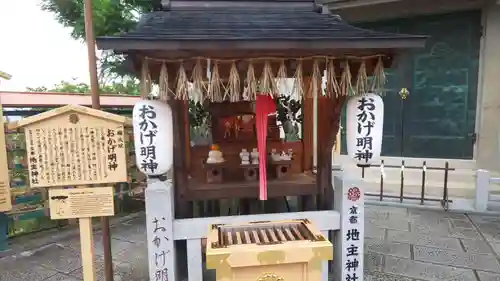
left=342, top=186, right=364, bottom=281
left=0, top=181, right=11, bottom=212
left=25, top=125, right=127, bottom=188
left=137, top=105, right=159, bottom=174
left=354, top=97, right=375, bottom=163
left=151, top=217, right=170, bottom=281
left=48, top=186, right=115, bottom=220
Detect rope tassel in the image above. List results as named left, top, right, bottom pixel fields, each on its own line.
left=326, top=59, right=340, bottom=97
left=245, top=62, right=257, bottom=101
left=140, top=55, right=388, bottom=101
left=309, top=59, right=321, bottom=98
left=292, top=60, right=304, bottom=99
left=159, top=62, right=169, bottom=101
left=227, top=61, right=240, bottom=102
left=371, top=56, right=387, bottom=94
left=356, top=60, right=368, bottom=95
left=140, top=59, right=151, bottom=99
left=208, top=62, right=223, bottom=102
left=276, top=60, right=288, bottom=96
left=259, top=60, right=277, bottom=96
left=175, top=61, right=189, bottom=100
left=340, top=60, right=352, bottom=96
left=191, top=59, right=204, bottom=103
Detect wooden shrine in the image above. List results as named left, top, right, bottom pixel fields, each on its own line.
left=96, top=0, right=426, bottom=218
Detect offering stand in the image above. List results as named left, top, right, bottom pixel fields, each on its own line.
left=97, top=0, right=426, bottom=280
left=10, top=104, right=131, bottom=281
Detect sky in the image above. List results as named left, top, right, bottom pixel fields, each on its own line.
left=0, top=0, right=90, bottom=91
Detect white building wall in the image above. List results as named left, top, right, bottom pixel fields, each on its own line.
left=475, top=3, right=500, bottom=171
left=335, top=1, right=500, bottom=172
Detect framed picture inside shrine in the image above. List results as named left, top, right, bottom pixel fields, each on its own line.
left=10, top=104, right=131, bottom=188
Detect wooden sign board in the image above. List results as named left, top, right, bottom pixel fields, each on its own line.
left=48, top=186, right=115, bottom=220
left=0, top=104, right=12, bottom=212
left=13, top=105, right=130, bottom=188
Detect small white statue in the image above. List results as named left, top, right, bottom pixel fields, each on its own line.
left=240, top=148, right=250, bottom=165
left=280, top=151, right=292, bottom=161
left=251, top=148, right=259, bottom=164
left=206, top=144, right=225, bottom=164
left=271, top=149, right=281, bottom=162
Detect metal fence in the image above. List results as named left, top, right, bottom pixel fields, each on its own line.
left=357, top=160, right=454, bottom=210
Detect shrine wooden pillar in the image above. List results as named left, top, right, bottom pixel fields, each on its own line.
left=318, top=92, right=346, bottom=210
left=302, top=77, right=314, bottom=172
left=301, top=77, right=315, bottom=211
left=317, top=94, right=333, bottom=210
left=169, top=99, right=192, bottom=218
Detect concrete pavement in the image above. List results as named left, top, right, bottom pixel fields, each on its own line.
left=2, top=206, right=500, bottom=281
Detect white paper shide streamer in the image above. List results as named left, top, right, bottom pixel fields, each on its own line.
left=346, top=93, right=384, bottom=166
left=133, top=100, right=173, bottom=176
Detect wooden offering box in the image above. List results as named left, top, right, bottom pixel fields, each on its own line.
left=204, top=162, right=225, bottom=184
left=270, top=160, right=293, bottom=180
left=206, top=219, right=333, bottom=281
left=239, top=164, right=259, bottom=182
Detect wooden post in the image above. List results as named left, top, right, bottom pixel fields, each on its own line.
left=79, top=217, right=97, bottom=281
left=317, top=95, right=332, bottom=209
left=302, top=77, right=314, bottom=172
left=170, top=100, right=191, bottom=218
left=146, top=178, right=176, bottom=281
left=332, top=125, right=342, bottom=164
left=82, top=0, right=114, bottom=278
left=333, top=176, right=365, bottom=281
left=46, top=186, right=115, bottom=281
left=0, top=213, right=8, bottom=252
left=301, top=77, right=315, bottom=211
left=313, top=78, right=318, bottom=171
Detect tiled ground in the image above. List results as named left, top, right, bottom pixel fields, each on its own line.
left=1, top=206, right=500, bottom=281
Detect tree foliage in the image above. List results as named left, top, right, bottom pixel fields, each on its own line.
left=26, top=79, right=140, bottom=96
left=40, top=0, right=159, bottom=40
left=40, top=0, right=161, bottom=79
left=38, top=0, right=303, bottom=139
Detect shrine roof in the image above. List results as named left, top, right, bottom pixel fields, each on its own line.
left=11, top=104, right=132, bottom=129
left=96, top=2, right=427, bottom=57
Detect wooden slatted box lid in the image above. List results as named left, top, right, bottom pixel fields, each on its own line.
left=206, top=219, right=333, bottom=281
left=213, top=220, right=320, bottom=247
